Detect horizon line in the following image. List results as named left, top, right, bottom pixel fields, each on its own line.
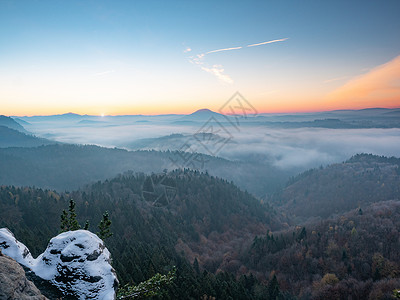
left=7, top=106, right=400, bottom=118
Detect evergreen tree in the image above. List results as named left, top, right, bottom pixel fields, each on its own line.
left=267, top=275, right=280, bottom=300
left=68, top=199, right=81, bottom=231
left=60, top=209, right=69, bottom=232
left=296, top=227, right=307, bottom=242
left=60, top=199, right=81, bottom=232
left=193, top=258, right=200, bottom=275
left=117, top=267, right=176, bottom=299
left=83, top=220, right=90, bottom=230
left=143, top=176, right=154, bottom=192
left=98, top=211, right=113, bottom=240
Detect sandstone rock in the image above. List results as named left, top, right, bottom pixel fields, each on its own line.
left=0, top=254, right=47, bottom=300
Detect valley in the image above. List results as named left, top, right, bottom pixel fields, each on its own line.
left=1, top=112, right=400, bottom=299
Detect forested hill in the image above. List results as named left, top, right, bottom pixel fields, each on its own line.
left=241, top=200, right=400, bottom=298
left=0, top=144, right=290, bottom=196
left=0, top=115, right=55, bottom=147
left=0, top=126, right=56, bottom=148
left=272, top=153, right=400, bottom=221
left=2, top=159, right=400, bottom=298
left=0, top=115, right=27, bottom=133
left=0, top=170, right=280, bottom=298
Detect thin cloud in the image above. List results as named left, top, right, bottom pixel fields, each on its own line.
left=188, top=53, right=233, bottom=84
left=183, top=47, right=192, bottom=53
left=94, top=70, right=115, bottom=76
left=246, top=38, right=288, bottom=48
left=200, top=65, right=233, bottom=84
left=323, top=76, right=349, bottom=84
left=326, top=54, right=400, bottom=108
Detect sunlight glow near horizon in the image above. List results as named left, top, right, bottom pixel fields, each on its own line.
left=1, top=0, right=400, bottom=116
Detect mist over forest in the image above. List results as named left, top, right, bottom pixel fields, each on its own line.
left=1, top=107, right=400, bottom=299
left=15, top=108, right=400, bottom=173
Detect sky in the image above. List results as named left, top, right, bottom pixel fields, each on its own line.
left=1, top=0, right=400, bottom=116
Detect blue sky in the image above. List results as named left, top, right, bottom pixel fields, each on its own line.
left=1, top=0, right=400, bottom=115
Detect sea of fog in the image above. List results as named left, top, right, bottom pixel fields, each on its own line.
left=22, top=119, right=400, bottom=172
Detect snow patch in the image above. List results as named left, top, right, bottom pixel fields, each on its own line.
left=0, top=228, right=34, bottom=266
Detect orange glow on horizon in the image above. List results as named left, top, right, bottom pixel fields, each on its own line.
left=3, top=54, right=400, bottom=117
left=6, top=102, right=400, bottom=117
left=325, top=54, right=400, bottom=110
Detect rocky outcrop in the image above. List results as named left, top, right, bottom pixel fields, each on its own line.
left=0, top=228, right=118, bottom=300
left=0, top=250, right=47, bottom=300
left=34, top=230, right=119, bottom=299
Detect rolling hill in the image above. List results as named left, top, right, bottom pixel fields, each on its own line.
left=0, top=170, right=279, bottom=298
left=271, top=154, right=400, bottom=221
left=0, top=126, right=56, bottom=148
left=0, top=144, right=291, bottom=196
left=0, top=115, right=28, bottom=133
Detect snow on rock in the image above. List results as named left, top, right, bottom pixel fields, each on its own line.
left=33, top=230, right=118, bottom=299
left=0, top=228, right=35, bottom=267
left=0, top=228, right=118, bottom=300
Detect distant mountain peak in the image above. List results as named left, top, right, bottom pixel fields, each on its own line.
left=62, top=112, right=80, bottom=116
left=177, top=108, right=226, bottom=122
left=190, top=108, right=216, bottom=115
left=58, top=112, right=90, bottom=117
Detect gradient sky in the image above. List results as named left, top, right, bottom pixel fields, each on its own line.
left=1, top=0, right=400, bottom=116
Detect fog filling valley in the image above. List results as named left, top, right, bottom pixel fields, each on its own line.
left=18, top=112, right=400, bottom=173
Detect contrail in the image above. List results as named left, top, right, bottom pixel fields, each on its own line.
left=206, top=46, right=243, bottom=54
left=247, top=38, right=288, bottom=47
left=187, top=37, right=289, bottom=84
left=203, top=38, right=288, bottom=56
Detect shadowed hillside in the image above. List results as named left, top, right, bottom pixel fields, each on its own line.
left=0, top=115, right=27, bottom=133
left=0, top=144, right=291, bottom=196
left=0, top=126, right=56, bottom=148
left=271, top=154, right=400, bottom=222
left=0, top=170, right=280, bottom=299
